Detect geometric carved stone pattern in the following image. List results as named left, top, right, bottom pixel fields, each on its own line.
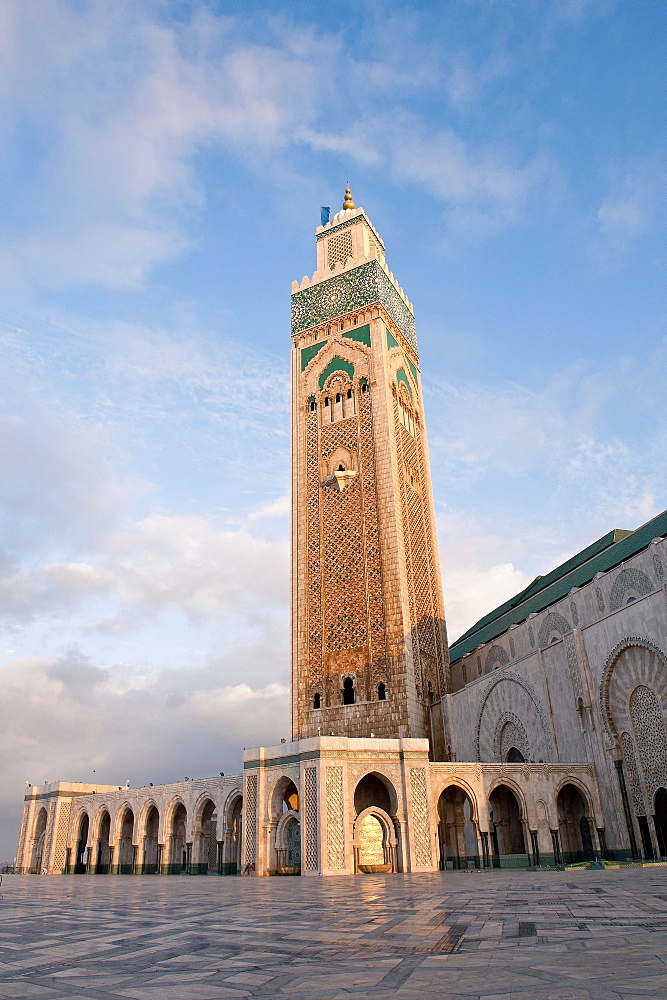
left=304, top=767, right=319, bottom=870
left=244, top=775, right=257, bottom=864
left=409, top=768, right=432, bottom=866
left=609, top=568, right=654, bottom=611
left=327, top=230, right=353, bottom=270
left=485, top=645, right=509, bottom=672
left=395, top=397, right=446, bottom=695
left=629, top=686, right=667, bottom=800
left=326, top=767, right=346, bottom=869
left=564, top=633, right=585, bottom=703
left=596, top=587, right=605, bottom=613
left=52, top=801, right=72, bottom=873
left=621, top=731, right=646, bottom=814
left=494, top=712, right=531, bottom=763
left=476, top=673, right=555, bottom=763
left=538, top=611, right=572, bottom=648
left=600, top=638, right=667, bottom=740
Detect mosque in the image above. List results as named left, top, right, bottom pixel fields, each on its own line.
left=15, top=191, right=667, bottom=877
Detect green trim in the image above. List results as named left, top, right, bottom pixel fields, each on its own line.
left=318, top=356, right=355, bottom=391
left=450, top=509, right=667, bottom=663
left=343, top=324, right=371, bottom=347
left=396, top=367, right=413, bottom=400
left=406, top=356, right=419, bottom=386
left=386, top=327, right=399, bottom=350
left=301, top=340, right=328, bottom=371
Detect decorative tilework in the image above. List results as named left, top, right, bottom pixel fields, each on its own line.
left=571, top=601, right=579, bottom=626
left=409, top=768, right=431, bottom=866
left=244, top=775, right=257, bottom=864
left=304, top=767, right=319, bottom=870
left=326, top=767, right=345, bottom=869
left=609, top=568, right=654, bottom=611
left=343, top=324, right=371, bottom=347
left=596, top=587, right=605, bottom=613
left=509, top=636, right=516, bottom=659
left=292, top=261, right=416, bottom=350
left=653, top=551, right=664, bottom=581
left=564, top=633, right=585, bottom=703
left=318, top=356, right=355, bottom=391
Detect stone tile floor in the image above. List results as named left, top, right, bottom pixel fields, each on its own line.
left=1, top=868, right=666, bottom=999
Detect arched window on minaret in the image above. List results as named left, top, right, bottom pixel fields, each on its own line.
left=313, top=692, right=321, bottom=710
left=377, top=683, right=386, bottom=701
left=343, top=677, right=355, bottom=705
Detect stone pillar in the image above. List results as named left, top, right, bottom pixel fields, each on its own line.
left=550, top=829, right=561, bottom=865
left=614, top=760, right=640, bottom=859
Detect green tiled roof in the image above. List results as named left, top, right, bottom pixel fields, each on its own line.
left=449, top=509, right=667, bottom=664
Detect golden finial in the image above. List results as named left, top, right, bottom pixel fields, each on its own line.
left=343, top=185, right=355, bottom=210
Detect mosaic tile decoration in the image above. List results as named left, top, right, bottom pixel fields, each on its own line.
left=292, top=260, right=417, bottom=350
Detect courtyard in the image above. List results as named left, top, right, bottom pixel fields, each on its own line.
left=1, top=868, right=666, bottom=999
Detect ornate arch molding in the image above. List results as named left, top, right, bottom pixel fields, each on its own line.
left=136, top=798, right=160, bottom=838
left=609, top=568, right=654, bottom=612
left=538, top=611, right=572, bottom=648
left=475, top=672, right=555, bottom=763
left=599, top=636, right=667, bottom=739
left=493, top=712, right=531, bottom=763
left=484, top=644, right=509, bottom=672
left=434, top=780, right=480, bottom=825
left=91, top=804, right=113, bottom=840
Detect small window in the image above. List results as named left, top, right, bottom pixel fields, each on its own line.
left=347, top=389, right=353, bottom=399
left=335, top=393, right=342, bottom=403
left=343, top=677, right=355, bottom=705
left=361, top=381, right=369, bottom=393
left=313, top=693, right=321, bottom=709
left=324, top=397, right=330, bottom=407
left=337, top=464, right=345, bottom=471
left=308, top=400, right=316, bottom=412
left=377, top=683, right=386, bottom=701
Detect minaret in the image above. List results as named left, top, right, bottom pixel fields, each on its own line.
left=291, top=190, right=451, bottom=758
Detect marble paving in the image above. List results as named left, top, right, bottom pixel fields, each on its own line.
left=1, top=868, right=666, bottom=999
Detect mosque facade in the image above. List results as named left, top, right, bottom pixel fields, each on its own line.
left=14, top=193, right=667, bottom=876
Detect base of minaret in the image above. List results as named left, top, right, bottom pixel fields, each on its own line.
left=241, top=737, right=604, bottom=876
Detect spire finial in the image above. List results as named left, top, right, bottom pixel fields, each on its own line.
left=343, top=185, right=355, bottom=210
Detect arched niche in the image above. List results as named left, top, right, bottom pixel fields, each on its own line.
left=353, top=772, right=396, bottom=817
left=437, top=784, right=479, bottom=869
left=353, top=807, right=397, bottom=873
left=488, top=783, right=526, bottom=859
left=556, top=782, right=595, bottom=862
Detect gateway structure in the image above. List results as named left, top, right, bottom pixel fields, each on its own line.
left=15, top=191, right=667, bottom=876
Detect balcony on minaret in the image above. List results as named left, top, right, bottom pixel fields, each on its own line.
left=323, top=466, right=357, bottom=492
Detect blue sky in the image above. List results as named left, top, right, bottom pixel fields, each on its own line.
left=0, top=0, right=664, bottom=858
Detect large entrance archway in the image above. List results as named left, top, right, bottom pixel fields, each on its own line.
left=489, top=784, right=526, bottom=864
left=30, top=807, right=48, bottom=872
left=74, top=813, right=89, bottom=873
left=437, top=785, right=479, bottom=869
left=654, top=788, right=667, bottom=858
left=557, top=783, right=595, bottom=862
left=117, top=808, right=135, bottom=873
left=95, top=811, right=111, bottom=873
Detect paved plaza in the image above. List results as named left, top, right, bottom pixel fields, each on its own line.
left=1, top=868, right=667, bottom=1000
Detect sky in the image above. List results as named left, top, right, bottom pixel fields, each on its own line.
left=0, top=0, right=665, bottom=860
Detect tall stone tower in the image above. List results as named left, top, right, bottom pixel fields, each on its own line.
left=291, top=190, right=451, bottom=759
